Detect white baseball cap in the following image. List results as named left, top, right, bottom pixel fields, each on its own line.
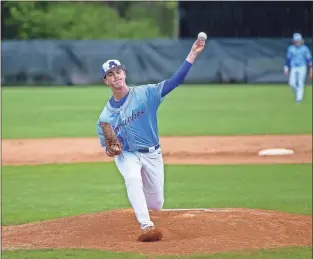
left=292, top=33, right=302, bottom=42
left=101, top=59, right=124, bottom=78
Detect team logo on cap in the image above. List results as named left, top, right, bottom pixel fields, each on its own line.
left=108, top=61, right=118, bottom=68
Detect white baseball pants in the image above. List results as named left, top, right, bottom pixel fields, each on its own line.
left=289, top=66, right=307, bottom=102
left=115, top=148, right=164, bottom=230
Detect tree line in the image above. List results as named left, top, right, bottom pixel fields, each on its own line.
left=1, top=1, right=177, bottom=40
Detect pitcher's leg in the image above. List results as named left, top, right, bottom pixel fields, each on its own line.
left=115, top=152, right=154, bottom=229
left=140, top=149, right=165, bottom=211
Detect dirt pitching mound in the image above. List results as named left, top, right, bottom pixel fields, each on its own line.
left=2, top=209, right=312, bottom=255
left=2, top=135, right=312, bottom=165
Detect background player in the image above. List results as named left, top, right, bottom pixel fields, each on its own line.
left=284, top=33, right=312, bottom=102
left=96, top=35, right=206, bottom=242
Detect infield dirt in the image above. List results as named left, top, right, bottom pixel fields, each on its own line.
left=2, top=135, right=312, bottom=166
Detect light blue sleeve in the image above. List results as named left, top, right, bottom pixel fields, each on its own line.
left=146, top=80, right=166, bottom=111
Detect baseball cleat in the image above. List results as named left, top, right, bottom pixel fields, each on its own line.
left=137, top=226, right=163, bottom=242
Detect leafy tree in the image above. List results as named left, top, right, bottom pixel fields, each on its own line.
left=2, top=1, right=176, bottom=40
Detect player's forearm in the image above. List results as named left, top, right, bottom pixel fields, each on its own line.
left=186, top=51, right=198, bottom=64
left=161, top=39, right=205, bottom=97
left=161, top=60, right=192, bottom=97
left=160, top=50, right=201, bottom=97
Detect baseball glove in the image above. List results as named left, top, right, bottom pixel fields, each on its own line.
left=100, top=122, right=122, bottom=156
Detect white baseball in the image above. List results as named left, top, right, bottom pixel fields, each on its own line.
left=198, top=32, right=207, bottom=41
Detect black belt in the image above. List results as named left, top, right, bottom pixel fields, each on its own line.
left=138, top=144, right=160, bottom=153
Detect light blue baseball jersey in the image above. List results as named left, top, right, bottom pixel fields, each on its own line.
left=96, top=81, right=165, bottom=151
left=285, top=44, right=312, bottom=68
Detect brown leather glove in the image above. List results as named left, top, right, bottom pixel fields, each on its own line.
left=100, top=122, right=122, bottom=157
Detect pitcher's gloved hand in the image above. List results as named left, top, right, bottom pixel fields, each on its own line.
left=100, top=122, right=122, bottom=157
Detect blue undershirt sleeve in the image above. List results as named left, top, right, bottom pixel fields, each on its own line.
left=161, top=60, right=193, bottom=97
left=284, top=47, right=291, bottom=69
left=285, top=57, right=291, bottom=68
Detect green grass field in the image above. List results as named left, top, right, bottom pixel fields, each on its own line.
left=2, top=85, right=312, bottom=138
left=2, top=247, right=312, bottom=259
left=2, top=163, right=312, bottom=225
left=2, top=85, right=312, bottom=259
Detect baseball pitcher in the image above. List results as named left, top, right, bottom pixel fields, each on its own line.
left=96, top=36, right=206, bottom=242
left=284, top=33, right=312, bottom=102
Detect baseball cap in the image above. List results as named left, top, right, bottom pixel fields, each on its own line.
left=101, top=59, right=124, bottom=78
left=292, top=33, right=302, bottom=42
